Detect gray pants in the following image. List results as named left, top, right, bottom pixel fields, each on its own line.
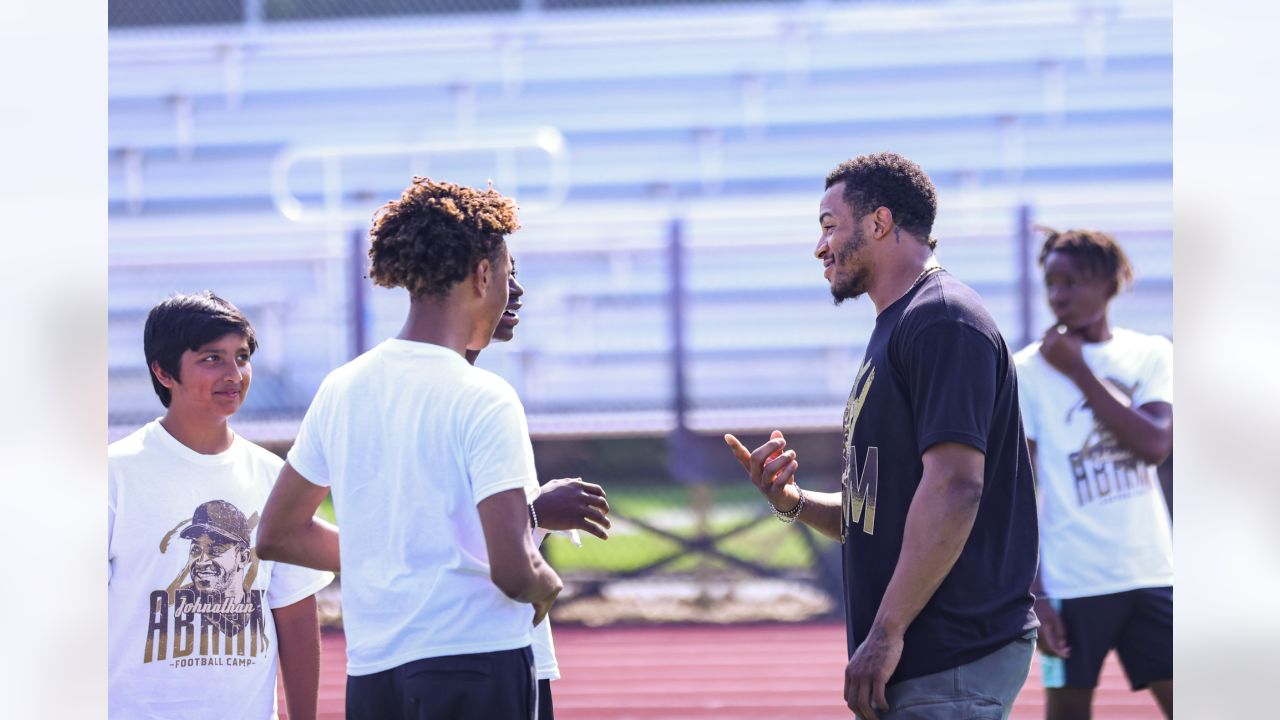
left=873, top=631, right=1036, bottom=720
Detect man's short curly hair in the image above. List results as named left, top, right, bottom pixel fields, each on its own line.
left=825, top=152, right=938, bottom=250
left=1037, top=227, right=1134, bottom=298
left=368, top=177, right=520, bottom=297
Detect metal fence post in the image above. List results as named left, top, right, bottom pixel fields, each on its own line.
left=245, top=0, right=264, bottom=32
left=1018, top=204, right=1034, bottom=350
left=350, top=226, right=368, bottom=359
left=668, top=216, right=688, bottom=441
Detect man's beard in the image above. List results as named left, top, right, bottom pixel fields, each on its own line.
left=830, top=227, right=869, bottom=305
left=831, top=268, right=870, bottom=306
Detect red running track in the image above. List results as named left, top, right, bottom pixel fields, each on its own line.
left=280, top=624, right=1163, bottom=719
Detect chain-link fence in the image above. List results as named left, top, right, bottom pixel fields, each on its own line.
left=110, top=0, right=823, bottom=29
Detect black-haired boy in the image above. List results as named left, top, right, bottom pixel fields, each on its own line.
left=108, top=291, right=333, bottom=719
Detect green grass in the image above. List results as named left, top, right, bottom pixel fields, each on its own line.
left=596, top=483, right=764, bottom=516
left=544, top=483, right=831, bottom=575
left=317, top=496, right=336, bottom=525
left=544, top=513, right=821, bottom=574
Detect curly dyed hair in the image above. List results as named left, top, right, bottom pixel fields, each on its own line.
left=1037, top=227, right=1134, bottom=297
left=368, top=177, right=520, bottom=297
left=825, top=152, right=938, bottom=250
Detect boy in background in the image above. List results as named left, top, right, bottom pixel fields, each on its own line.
left=1015, top=228, right=1173, bottom=719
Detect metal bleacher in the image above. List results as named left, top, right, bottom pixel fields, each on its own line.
left=107, top=0, right=1172, bottom=442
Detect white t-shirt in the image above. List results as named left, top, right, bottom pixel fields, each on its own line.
left=108, top=420, right=336, bottom=720
left=1015, top=328, right=1174, bottom=599
left=288, top=339, right=542, bottom=677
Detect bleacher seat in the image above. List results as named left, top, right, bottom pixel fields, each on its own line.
left=108, top=0, right=1172, bottom=441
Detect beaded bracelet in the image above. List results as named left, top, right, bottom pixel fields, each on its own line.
left=528, top=502, right=540, bottom=529
left=770, top=490, right=806, bottom=524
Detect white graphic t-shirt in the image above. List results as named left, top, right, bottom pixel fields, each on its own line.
left=108, top=420, right=336, bottom=719
left=1015, top=328, right=1174, bottom=599
left=288, top=339, right=541, bottom=677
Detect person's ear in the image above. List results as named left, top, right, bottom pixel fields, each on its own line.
left=151, top=360, right=177, bottom=388
left=472, top=257, right=493, bottom=297
left=871, top=207, right=894, bottom=240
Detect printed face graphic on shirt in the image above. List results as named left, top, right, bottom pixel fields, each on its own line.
left=841, top=360, right=880, bottom=542
left=187, top=533, right=252, bottom=601
left=142, top=499, right=270, bottom=668
left=1065, top=377, right=1156, bottom=508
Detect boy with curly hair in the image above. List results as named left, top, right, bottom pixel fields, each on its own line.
left=257, top=178, right=562, bottom=719
left=1014, top=228, right=1173, bottom=719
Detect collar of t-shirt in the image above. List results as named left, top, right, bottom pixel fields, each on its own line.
left=1080, top=330, right=1123, bottom=356
left=149, top=418, right=242, bottom=467
left=875, top=269, right=943, bottom=323
left=382, top=338, right=471, bottom=364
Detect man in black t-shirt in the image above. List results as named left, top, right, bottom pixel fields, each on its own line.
left=727, top=152, right=1039, bottom=719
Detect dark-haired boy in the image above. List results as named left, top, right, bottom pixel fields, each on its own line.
left=1015, top=229, right=1173, bottom=720
left=257, top=178, right=561, bottom=720
left=107, top=291, right=334, bottom=719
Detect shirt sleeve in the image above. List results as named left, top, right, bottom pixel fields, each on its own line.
left=286, top=380, right=331, bottom=487
left=902, top=320, right=999, bottom=456
left=1134, top=335, right=1173, bottom=407
left=466, top=388, right=539, bottom=505
left=265, top=559, right=335, bottom=610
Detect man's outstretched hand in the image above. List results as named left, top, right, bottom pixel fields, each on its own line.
left=724, top=430, right=801, bottom=513
left=533, top=478, right=611, bottom=540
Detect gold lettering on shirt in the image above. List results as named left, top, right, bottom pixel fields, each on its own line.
left=841, top=361, right=879, bottom=541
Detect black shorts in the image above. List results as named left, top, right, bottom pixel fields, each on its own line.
left=538, top=678, right=554, bottom=720
left=1040, top=586, right=1172, bottom=691
left=346, top=646, right=537, bottom=720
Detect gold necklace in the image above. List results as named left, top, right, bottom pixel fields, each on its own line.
left=911, top=262, right=943, bottom=289
left=884, top=262, right=944, bottom=312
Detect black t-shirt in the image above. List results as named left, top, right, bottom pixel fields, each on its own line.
left=839, top=270, right=1038, bottom=685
